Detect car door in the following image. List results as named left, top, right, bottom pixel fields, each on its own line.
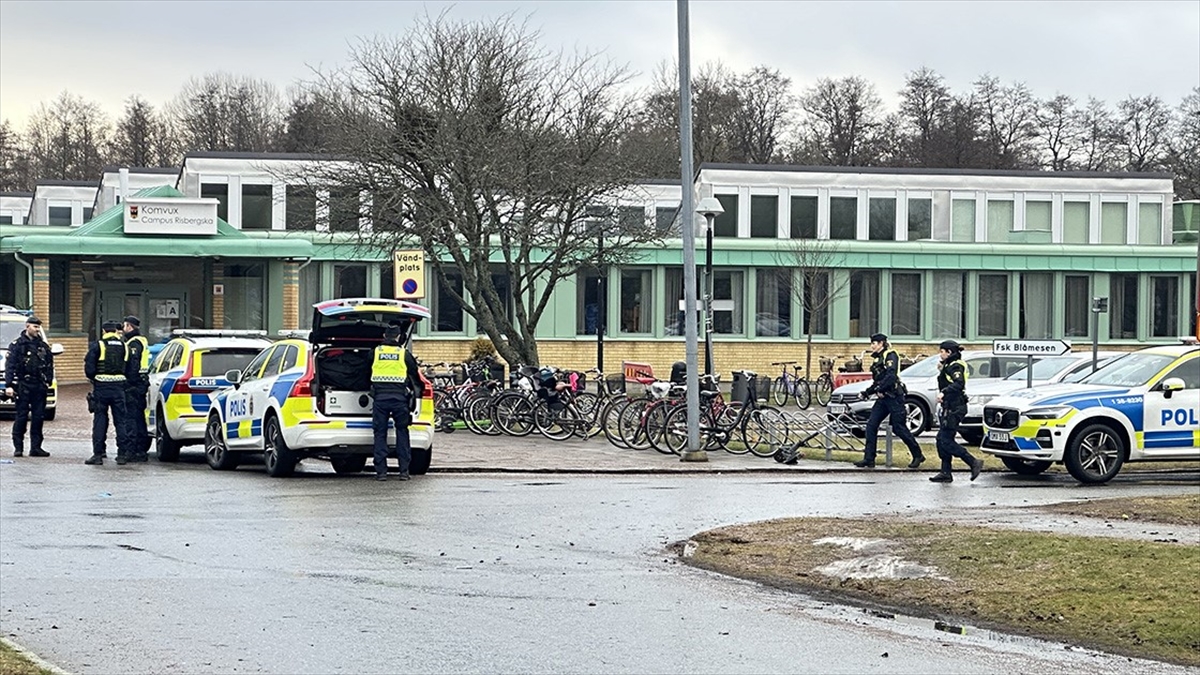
left=1141, top=356, right=1200, bottom=457
left=242, top=346, right=287, bottom=448
left=147, top=341, right=182, bottom=435
left=225, top=347, right=273, bottom=450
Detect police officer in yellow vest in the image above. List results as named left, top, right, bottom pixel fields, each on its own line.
left=370, top=324, right=423, bottom=482
left=122, top=315, right=151, bottom=462
left=84, top=320, right=136, bottom=465
left=855, top=333, right=925, bottom=469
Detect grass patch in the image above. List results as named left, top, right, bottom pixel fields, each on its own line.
left=0, top=641, right=53, bottom=675
left=1039, top=494, right=1200, bottom=527
left=684, top=517, right=1200, bottom=666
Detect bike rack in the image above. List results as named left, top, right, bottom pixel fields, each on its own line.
left=773, top=410, right=866, bottom=464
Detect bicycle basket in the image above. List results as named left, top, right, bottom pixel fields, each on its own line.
left=604, top=373, right=626, bottom=395
left=819, top=356, right=834, bottom=373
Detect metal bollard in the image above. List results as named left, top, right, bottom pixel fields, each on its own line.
left=884, top=424, right=893, bottom=468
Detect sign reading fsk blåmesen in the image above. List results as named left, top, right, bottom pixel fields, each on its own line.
left=393, top=249, right=425, bottom=299
left=123, top=197, right=219, bottom=236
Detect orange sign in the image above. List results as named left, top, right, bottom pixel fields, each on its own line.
left=622, top=361, right=654, bottom=381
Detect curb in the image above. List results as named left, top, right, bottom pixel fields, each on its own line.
left=1, top=636, right=71, bottom=675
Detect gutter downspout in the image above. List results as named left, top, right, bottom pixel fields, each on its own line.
left=13, top=251, right=33, bottom=311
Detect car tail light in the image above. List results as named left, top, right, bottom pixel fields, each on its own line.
left=171, top=360, right=196, bottom=395
left=291, top=358, right=315, bottom=399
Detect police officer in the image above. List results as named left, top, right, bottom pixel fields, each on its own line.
left=84, top=320, right=135, bottom=465
left=855, top=333, right=925, bottom=469
left=930, top=339, right=983, bottom=483
left=370, top=324, right=423, bottom=482
left=122, top=315, right=151, bottom=462
left=4, top=316, right=54, bottom=458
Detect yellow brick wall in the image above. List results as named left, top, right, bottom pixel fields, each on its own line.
left=282, top=261, right=299, bottom=331
left=31, top=258, right=49, bottom=323
left=67, top=262, right=83, bottom=333
left=51, top=335, right=90, bottom=384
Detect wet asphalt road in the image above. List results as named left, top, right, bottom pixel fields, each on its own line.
left=2, top=439, right=1198, bottom=675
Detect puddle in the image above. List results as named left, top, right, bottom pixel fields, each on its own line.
left=813, top=536, right=948, bottom=581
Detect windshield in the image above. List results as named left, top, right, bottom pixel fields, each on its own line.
left=1077, top=353, right=1174, bottom=387
left=1004, top=356, right=1080, bottom=381
left=899, top=355, right=941, bottom=379
left=0, top=322, right=23, bottom=345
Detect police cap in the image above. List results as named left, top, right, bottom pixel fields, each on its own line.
left=25, top=316, right=41, bottom=326
left=102, top=320, right=121, bottom=332
left=939, top=339, right=962, bottom=352
left=869, top=333, right=888, bottom=343
left=123, top=315, right=140, bottom=327
left=383, top=324, right=403, bottom=340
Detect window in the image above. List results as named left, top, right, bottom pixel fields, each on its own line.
left=334, top=264, right=366, bottom=298
left=1020, top=273, right=1053, bottom=338
left=1110, top=273, right=1138, bottom=339
left=978, top=274, right=1008, bottom=337
left=1138, top=203, right=1162, bottom=244
left=663, top=268, right=690, bottom=336
left=755, top=270, right=791, bottom=337
left=1100, top=203, right=1127, bottom=244
left=240, top=348, right=273, bottom=382
left=1191, top=274, right=1198, bottom=339
left=1025, top=200, right=1052, bottom=232
left=1151, top=276, right=1178, bottom=338
left=153, top=344, right=181, bottom=373
left=0, top=216, right=11, bottom=224
left=241, top=184, right=273, bottom=230
left=286, top=185, right=317, bottom=230
left=801, top=272, right=829, bottom=336
left=987, top=200, right=1013, bottom=242
left=620, top=270, right=651, bottom=333
left=432, top=272, right=464, bottom=332
left=223, top=264, right=265, bottom=330
left=790, top=196, right=817, bottom=239
left=932, top=272, right=966, bottom=338
left=713, top=195, right=738, bottom=237
left=951, top=199, right=975, bottom=242
left=262, top=346, right=286, bottom=376
left=82, top=207, right=93, bottom=222
left=48, top=206, right=72, bottom=226
left=298, top=263, right=320, bottom=330
left=1161, top=359, right=1200, bottom=389
left=749, top=195, right=777, bottom=238
left=711, top=270, right=744, bottom=334
left=278, top=344, right=299, bottom=373
left=200, top=183, right=229, bottom=222
left=381, top=263, right=394, bottom=300
left=655, top=207, right=678, bottom=235
left=868, top=198, right=895, bottom=241
left=329, top=187, right=359, bottom=232
left=830, top=197, right=857, bottom=240
left=907, top=198, right=931, bottom=240
left=890, top=273, right=921, bottom=336
left=848, top=270, right=879, bottom=338
left=577, top=270, right=603, bottom=336
left=617, top=206, right=645, bottom=234
left=1062, top=201, right=1089, bottom=244
left=1064, top=275, right=1090, bottom=337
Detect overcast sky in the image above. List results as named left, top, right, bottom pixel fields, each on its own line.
left=1, top=0, right=1197, bottom=129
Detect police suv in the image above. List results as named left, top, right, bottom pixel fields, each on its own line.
left=981, top=343, right=1200, bottom=483
left=203, top=298, right=434, bottom=477
left=147, top=331, right=274, bottom=461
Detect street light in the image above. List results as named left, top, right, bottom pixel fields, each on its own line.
left=696, top=196, right=724, bottom=377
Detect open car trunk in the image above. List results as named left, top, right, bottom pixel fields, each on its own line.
left=314, top=347, right=376, bottom=416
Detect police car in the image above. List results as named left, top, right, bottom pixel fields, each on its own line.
left=0, top=310, right=64, bottom=420
left=203, top=298, right=434, bottom=477
left=147, top=331, right=274, bottom=461
left=981, top=343, right=1200, bottom=483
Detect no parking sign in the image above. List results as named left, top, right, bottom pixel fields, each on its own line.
left=393, top=250, right=425, bottom=299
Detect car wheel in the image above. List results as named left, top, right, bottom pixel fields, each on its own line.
left=204, top=414, right=238, bottom=471
left=330, top=455, right=367, bottom=474
left=905, top=398, right=928, bottom=435
left=44, top=407, right=56, bottom=421
left=262, top=415, right=297, bottom=478
left=156, top=406, right=182, bottom=462
left=410, top=447, right=432, bottom=475
left=1000, top=456, right=1053, bottom=476
left=958, top=429, right=984, bottom=446
left=1064, top=423, right=1125, bottom=484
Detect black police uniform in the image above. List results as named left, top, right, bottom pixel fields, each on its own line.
left=122, top=317, right=151, bottom=461
left=84, top=324, right=135, bottom=464
left=4, top=319, right=54, bottom=457
left=370, top=329, right=423, bottom=481
left=858, top=335, right=925, bottom=468
left=931, top=345, right=983, bottom=482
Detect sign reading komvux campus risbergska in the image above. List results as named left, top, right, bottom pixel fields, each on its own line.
left=123, top=197, right=219, bottom=235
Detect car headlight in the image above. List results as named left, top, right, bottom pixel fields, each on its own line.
left=1023, top=405, right=1074, bottom=420
left=973, top=394, right=995, bottom=406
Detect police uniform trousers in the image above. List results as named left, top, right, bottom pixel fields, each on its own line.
left=372, top=391, right=412, bottom=476
left=125, top=377, right=150, bottom=457
left=92, top=382, right=132, bottom=458
left=936, top=405, right=975, bottom=472
left=862, top=393, right=924, bottom=463
left=12, top=383, right=48, bottom=454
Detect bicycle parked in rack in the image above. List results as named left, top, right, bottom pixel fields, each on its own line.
left=660, top=370, right=788, bottom=457
left=812, top=356, right=836, bottom=407
left=770, top=361, right=811, bottom=409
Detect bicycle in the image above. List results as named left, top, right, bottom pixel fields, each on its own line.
left=661, top=370, right=788, bottom=457
left=812, top=356, right=836, bottom=407
left=770, top=361, right=811, bottom=410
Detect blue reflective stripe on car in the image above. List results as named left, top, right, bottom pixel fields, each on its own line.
left=270, top=375, right=301, bottom=403
left=1013, top=436, right=1042, bottom=451
left=1144, top=430, right=1196, bottom=449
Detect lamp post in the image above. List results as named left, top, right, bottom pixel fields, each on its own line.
left=696, top=197, right=724, bottom=377
left=1091, top=296, right=1108, bottom=373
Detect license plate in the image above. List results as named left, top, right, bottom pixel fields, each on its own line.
left=987, top=430, right=1009, bottom=443
left=828, top=404, right=847, bottom=414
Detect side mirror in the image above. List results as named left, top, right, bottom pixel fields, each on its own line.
left=225, top=369, right=243, bottom=387
left=50, top=343, right=64, bottom=355
left=1160, top=377, right=1185, bottom=399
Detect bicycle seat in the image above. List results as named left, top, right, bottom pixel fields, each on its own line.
left=633, top=376, right=657, bottom=385
left=699, top=389, right=720, bottom=400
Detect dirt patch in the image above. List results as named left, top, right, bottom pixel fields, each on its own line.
left=0, top=641, right=53, bottom=675
left=1038, top=494, right=1200, bottom=527
left=681, top=517, right=1200, bottom=667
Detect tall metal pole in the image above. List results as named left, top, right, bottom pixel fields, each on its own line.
left=596, top=226, right=605, bottom=373
left=677, top=0, right=704, bottom=461
left=704, top=214, right=714, bottom=376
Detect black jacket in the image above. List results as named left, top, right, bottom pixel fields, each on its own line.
left=863, top=348, right=903, bottom=398
left=84, top=331, right=137, bottom=383
left=5, top=332, right=54, bottom=390
left=937, top=353, right=968, bottom=413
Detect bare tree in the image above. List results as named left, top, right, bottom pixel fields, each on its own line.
left=1166, top=87, right=1200, bottom=200
left=797, top=76, right=884, bottom=166
left=1077, top=97, right=1121, bottom=171
left=297, top=14, right=659, bottom=366
left=168, top=73, right=285, bottom=152
left=1033, top=94, right=1085, bottom=171
left=897, top=66, right=951, bottom=167
left=110, top=95, right=177, bottom=167
left=776, top=238, right=850, bottom=381
left=280, top=88, right=339, bottom=152
left=729, top=66, right=793, bottom=164
left=973, top=75, right=1038, bottom=169
left=0, top=119, right=33, bottom=191
left=22, top=92, right=112, bottom=182
left=1116, top=94, right=1172, bottom=172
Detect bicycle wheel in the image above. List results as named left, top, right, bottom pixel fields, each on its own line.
left=772, top=376, right=790, bottom=407
left=645, top=402, right=677, bottom=455
left=493, top=393, right=535, bottom=437
left=572, top=391, right=601, bottom=437
left=744, top=407, right=790, bottom=457
left=793, top=378, right=812, bottom=410
left=601, top=397, right=632, bottom=448
left=662, top=405, right=695, bottom=455
left=815, top=374, right=833, bottom=406
left=535, top=401, right=580, bottom=441
left=619, top=399, right=653, bottom=450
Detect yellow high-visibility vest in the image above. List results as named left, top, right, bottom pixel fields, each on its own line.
left=127, top=334, right=150, bottom=374
left=96, top=332, right=127, bottom=382
left=371, top=345, right=408, bottom=383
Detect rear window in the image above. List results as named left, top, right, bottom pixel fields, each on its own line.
left=195, top=349, right=264, bottom=377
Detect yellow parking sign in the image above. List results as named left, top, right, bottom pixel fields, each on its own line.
left=393, top=250, right=425, bottom=299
